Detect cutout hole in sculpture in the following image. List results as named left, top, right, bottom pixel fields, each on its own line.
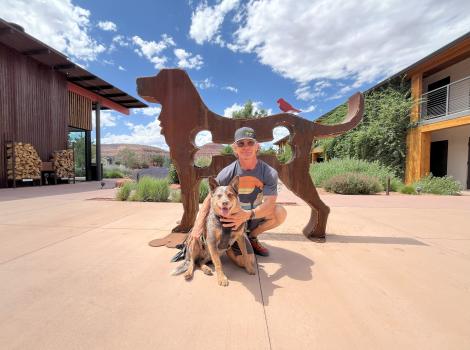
left=272, top=126, right=293, bottom=164
left=194, top=130, right=213, bottom=168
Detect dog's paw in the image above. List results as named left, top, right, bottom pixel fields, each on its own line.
left=201, top=265, right=213, bottom=275
left=245, top=266, right=256, bottom=275
left=218, top=276, right=229, bottom=286
left=184, top=272, right=193, bottom=281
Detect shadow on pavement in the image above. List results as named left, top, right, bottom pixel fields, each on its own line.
left=326, top=234, right=427, bottom=245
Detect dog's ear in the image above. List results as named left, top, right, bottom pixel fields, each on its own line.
left=228, top=176, right=239, bottom=194
left=208, top=176, right=219, bottom=192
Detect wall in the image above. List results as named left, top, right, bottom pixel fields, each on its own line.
left=0, top=43, right=68, bottom=187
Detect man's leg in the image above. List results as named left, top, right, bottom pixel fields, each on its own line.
left=249, top=204, right=287, bottom=238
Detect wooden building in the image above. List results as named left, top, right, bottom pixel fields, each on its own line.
left=0, top=19, right=146, bottom=188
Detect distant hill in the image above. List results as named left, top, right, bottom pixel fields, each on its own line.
left=101, top=144, right=169, bottom=159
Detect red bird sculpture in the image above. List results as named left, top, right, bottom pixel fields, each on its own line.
left=277, top=98, right=301, bottom=113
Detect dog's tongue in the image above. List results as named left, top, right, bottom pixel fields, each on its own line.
left=221, top=208, right=230, bottom=217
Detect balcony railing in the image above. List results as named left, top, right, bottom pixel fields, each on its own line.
left=420, top=75, right=470, bottom=121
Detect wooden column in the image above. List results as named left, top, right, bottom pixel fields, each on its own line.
left=95, top=103, right=101, bottom=181
left=405, top=73, right=424, bottom=184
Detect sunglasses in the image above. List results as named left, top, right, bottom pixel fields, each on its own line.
left=236, top=140, right=256, bottom=147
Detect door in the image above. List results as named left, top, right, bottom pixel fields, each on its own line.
left=430, top=140, right=448, bottom=177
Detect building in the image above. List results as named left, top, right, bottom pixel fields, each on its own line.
left=0, top=19, right=147, bottom=188
left=320, top=32, right=470, bottom=189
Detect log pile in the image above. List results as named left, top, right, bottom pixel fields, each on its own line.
left=6, top=142, right=42, bottom=180
left=52, top=149, right=74, bottom=178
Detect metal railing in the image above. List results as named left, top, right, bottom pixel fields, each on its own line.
left=420, top=75, right=470, bottom=121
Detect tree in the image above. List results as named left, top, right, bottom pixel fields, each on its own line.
left=116, top=147, right=139, bottom=169
left=232, top=100, right=268, bottom=119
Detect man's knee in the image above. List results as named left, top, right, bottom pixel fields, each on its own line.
left=274, top=204, right=287, bottom=225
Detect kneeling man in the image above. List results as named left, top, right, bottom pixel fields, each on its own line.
left=191, top=127, right=287, bottom=261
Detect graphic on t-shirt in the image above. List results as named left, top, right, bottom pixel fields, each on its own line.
left=238, top=176, right=264, bottom=209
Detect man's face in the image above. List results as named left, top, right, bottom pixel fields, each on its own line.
left=232, top=138, right=259, bottom=161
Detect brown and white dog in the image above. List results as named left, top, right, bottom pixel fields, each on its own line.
left=172, top=176, right=255, bottom=286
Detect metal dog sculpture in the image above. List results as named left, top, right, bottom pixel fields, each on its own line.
left=137, top=69, right=363, bottom=243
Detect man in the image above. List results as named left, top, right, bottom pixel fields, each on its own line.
left=191, top=127, right=287, bottom=258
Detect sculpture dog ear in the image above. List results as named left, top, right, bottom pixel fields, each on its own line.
left=208, top=176, right=219, bottom=192
left=228, top=175, right=239, bottom=194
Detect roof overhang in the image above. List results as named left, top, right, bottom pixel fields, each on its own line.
left=0, top=18, right=147, bottom=114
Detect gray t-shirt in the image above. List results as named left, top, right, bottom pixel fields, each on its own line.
left=216, top=160, right=278, bottom=210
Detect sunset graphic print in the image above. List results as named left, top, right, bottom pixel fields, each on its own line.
left=238, top=176, right=264, bottom=210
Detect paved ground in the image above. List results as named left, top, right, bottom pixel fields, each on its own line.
left=0, top=181, right=469, bottom=350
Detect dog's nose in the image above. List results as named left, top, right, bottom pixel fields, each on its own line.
left=222, top=201, right=229, bottom=206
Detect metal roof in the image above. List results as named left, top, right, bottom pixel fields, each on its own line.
left=0, top=18, right=147, bottom=110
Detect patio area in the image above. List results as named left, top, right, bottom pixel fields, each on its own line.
left=0, top=182, right=469, bottom=349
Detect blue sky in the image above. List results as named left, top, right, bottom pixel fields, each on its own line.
left=1, top=0, right=470, bottom=149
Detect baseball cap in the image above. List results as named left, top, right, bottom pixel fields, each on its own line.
left=234, top=127, right=256, bottom=143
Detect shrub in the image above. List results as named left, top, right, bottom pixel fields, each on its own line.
left=116, top=181, right=135, bottom=201
left=259, top=147, right=276, bottom=156
left=199, top=179, right=210, bottom=203
left=277, top=144, right=293, bottom=164
left=220, top=144, right=234, bottom=155
left=324, top=172, right=383, bottom=194
left=310, top=158, right=402, bottom=190
left=167, top=163, right=179, bottom=184
left=169, top=188, right=182, bottom=202
left=195, top=156, right=212, bottom=168
left=400, top=184, right=417, bottom=195
left=135, top=177, right=169, bottom=202
left=104, top=168, right=124, bottom=178
left=413, top=174, right=462, bottom=195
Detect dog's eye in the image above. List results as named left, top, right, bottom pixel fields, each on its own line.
left=227, top=193, right=233, bottom=198
left=217, top=194, right=222, bottom=199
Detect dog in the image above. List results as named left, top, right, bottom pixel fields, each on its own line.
left=137, top=69, right=364, bottom=239
left=172, top=176, right=256, bottom=286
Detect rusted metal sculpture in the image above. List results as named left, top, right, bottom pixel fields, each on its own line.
left=137, top=69, right=363, bottom=244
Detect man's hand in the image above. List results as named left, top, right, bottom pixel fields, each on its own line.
left=191, top=223, right=204, bottom=238
left=220, top=210, right=251, bottom=228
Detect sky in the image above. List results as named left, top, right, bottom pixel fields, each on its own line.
left=1, top=0, right=470, bottom=150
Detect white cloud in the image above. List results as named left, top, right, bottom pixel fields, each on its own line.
left=195, top=131, right=213, bottom=147
left=97, top=20, right=117, bottom=32
left=0, top=0, right=106, bottom=62
left=137, top=106, right=162, bottom=117
left=92, top=110, right=119, bottom=128
left=112, top=35, right=129, bottom=47
left=229, top=0, right=470, bottom=86
left=301, top=105, right=316, bottom=113
left=197, top=78, right=214, bottom=90
left=295, top=86, right=314, bottom=101
left=222, top=86, right=238, bottom=93
left=102, top=117, right=169, bottom=150
left=132, top=34, right=175, bottom=69
left=118, top=65, right=126, bottom=71
left=272, top=126, right=290, bottom=143
left=174, top=48, right=204, bottom=70
left=189, top=0, right=240, bottom=44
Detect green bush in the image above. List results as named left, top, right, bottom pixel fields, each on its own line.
left=310, top=158, right=402, bottom=190
left=220, top=144, right=234, bottom=155
left=135, top=177, right=169, bottom=202
left=400, top=184, right=417, bottom=195
left=199, top=179, right=210, bottom=203
left=167, top=163, right=179, bottom=184
left=169, top=188, right=182, bottom=202
left=413, top=174, right=462, bottom=195
left=259, top=147, right=276, bottom=156
left=104, top=168, right=124, bottom=178
left=316, top=82, right=412, bottom=178
left=195, top=156, right=212, bottom=168
left=116, top=181, right=135, bottom=201
left=277, top=144, right=293, bottom=163
left=324, top=172, right=383, bottom=194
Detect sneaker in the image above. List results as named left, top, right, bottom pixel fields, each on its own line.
left=249, top=237, right=269, bottom=256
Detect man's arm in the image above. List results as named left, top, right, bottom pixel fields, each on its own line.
left=190, top=194, right=211, bottom=238
left=220, top=195, right=277, bottom=228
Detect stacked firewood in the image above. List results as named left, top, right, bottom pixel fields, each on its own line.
left=6, top=142, right=42, bottom=180
left=52, top=149, right=74, bottom=178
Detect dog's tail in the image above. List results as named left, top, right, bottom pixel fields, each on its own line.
left=171, top=260, right=190, bottom=276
